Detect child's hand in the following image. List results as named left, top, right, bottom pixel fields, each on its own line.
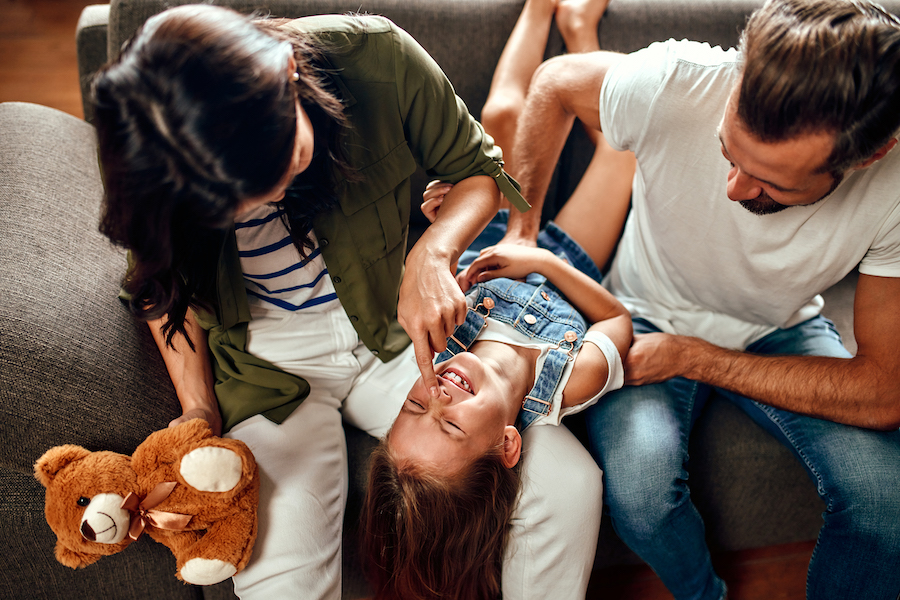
left=421, top=180, right=454, bottom=223
left=456, top=244, right=552, bottom=291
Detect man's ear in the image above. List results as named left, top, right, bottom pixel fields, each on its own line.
left=855, top=138, right=898, bottom=170
left=500, top=426, right=522, bottom=469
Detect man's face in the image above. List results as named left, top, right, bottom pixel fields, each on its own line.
left=717, top=86, right=840, bottom=215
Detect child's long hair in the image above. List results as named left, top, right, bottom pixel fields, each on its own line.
left=361, top=439, right=521, bottom=600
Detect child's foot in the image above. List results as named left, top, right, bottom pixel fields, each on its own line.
left=523, top=0, right=561, bottom=21
left=556, top=0, right=611, bottom=52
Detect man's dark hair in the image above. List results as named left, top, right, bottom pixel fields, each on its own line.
left=738, top=0, right=900, bottom=175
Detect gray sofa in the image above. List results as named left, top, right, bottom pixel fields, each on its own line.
left=2, top=0, right=894, bottom=598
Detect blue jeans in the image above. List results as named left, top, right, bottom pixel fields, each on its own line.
left=584, top=316, right=900, bottom=600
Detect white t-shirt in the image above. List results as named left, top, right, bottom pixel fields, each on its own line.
left=476, top=316, right=625, bottom=426
left=600, top=40, right=900, bottom=349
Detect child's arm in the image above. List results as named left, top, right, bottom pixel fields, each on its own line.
left=459, top=244, right=632, bottom=406
left=458, top=244, right=626, bottom=322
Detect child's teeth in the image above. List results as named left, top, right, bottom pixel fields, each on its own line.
left=443, top=372, right=471, bottom=392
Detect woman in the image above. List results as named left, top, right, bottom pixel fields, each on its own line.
left=92, top=4, right=520, bottom=597
left=359, top=0, right=637, bottom=598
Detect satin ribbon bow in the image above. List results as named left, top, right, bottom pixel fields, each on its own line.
left=121, top=481, right=193, bottom=541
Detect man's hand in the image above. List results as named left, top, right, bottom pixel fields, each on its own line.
left=398, top=243, right=468, bottom=398
left=623, top=332, right=692, bottom=386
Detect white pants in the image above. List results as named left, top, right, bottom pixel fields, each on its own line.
left=227, top=342, right=603, bottom=599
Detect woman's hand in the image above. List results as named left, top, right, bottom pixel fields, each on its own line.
left=456, top=244, right=552, bottom=291
left=398, top=242, right=468, bottom=399
left=169, top=406, right=223, bottom=437
left=421, top=180, right=454, bottom=223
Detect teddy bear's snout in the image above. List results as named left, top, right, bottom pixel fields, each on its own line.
left=80, top=520, right=96, bottom=541
left=79, top=493, right=131, bottom=545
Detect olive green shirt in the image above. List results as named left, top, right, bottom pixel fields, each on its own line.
left=191, top=15, right=527, bottom=431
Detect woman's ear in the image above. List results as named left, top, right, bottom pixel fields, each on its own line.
left=501, top=426, right=522, bottom=469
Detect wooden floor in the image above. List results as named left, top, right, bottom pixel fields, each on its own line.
left=0, top=0, right=817, bottom=598
left=0, top=0, right=91, bottom=118
left=589, top=541, right=815, bottom=599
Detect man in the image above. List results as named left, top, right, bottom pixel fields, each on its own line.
left=504, top=0, right=900, bottom=598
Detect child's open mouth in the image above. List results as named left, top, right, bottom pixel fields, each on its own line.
left=440, top=369, right=474, bottom=394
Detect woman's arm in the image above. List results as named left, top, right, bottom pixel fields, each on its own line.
left=399, top=176, right=501, bottom=398
left=148, top=310, right=222, bottom=436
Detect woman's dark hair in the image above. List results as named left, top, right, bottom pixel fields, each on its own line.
left=360, top=439, right=521, bottom=600
left=93, top=5, right=352, bottom=346
left=738, top=0, right=900, bottom=175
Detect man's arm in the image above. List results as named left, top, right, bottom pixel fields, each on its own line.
left=503, top=51, right=623, bottom=244
left=625, top=274, right=900, bottom=430
left=398, top=175, right=501, bottom=398
left=149, top=311, right=222, bottom=436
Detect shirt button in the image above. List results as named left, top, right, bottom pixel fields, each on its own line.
left=320, top=238, right=329, bottom=247
left=350, top=315, right=359, bottom=322
left=333, top=276, right=342, bottom=284
left=372, top=349, right=379, bottom=356
left=524, top=314, right=537, bottom=325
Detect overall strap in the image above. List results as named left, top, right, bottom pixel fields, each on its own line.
left=436, top=282, right=584, bottom=432
left=517, top=331, right=578, bottom=431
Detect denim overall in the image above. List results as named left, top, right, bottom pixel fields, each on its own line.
left=435, top=276, right=589, bottom=431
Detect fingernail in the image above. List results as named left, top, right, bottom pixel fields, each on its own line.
left=430, top=386, right=439, bottom=398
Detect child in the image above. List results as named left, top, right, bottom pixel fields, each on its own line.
left=359, top=0, right=636, bottom=597
left=361, top=206, right=632, bottom=599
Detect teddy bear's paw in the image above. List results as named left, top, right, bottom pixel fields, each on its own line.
left=179, top=447, right=243, bottom=492
left=179, top=557, right=237, bottom=585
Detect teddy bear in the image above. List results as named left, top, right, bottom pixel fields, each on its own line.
left=34, top=418, right=259, bottom=586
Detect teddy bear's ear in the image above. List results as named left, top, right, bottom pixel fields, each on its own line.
left=34, top=445, right=91, bottom=487
left=55, top=541, right=102, bottom=569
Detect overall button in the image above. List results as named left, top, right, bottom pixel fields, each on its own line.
left=524, top=314, right=537, bottom=325
left=541, top=291, right=550, bottom=301
left=564, top=331, right=578, bottom=342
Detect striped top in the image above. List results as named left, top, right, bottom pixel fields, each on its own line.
left=234, top=203, right=338, bottom=314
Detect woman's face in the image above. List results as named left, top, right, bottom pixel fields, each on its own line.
left=388, top=351, right=522, bottom=474
left=235, top=98, right=315, bottom=216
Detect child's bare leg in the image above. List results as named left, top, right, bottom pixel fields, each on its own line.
left=482, top=0, right=559, bottom=166
left=554, top=133, right=635, bottom=271
left=554, top=0, right=632, bottom=269
left=556, top=0, right=610, bottom=53
left=556, top=0, right=611, bottom=147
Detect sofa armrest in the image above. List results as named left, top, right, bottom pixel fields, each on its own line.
left=77, top=4, right=110, bottom=123
left=0, top=102, right=181, bottom=474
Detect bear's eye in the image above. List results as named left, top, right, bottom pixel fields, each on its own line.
left=77, top=497, right=90, bottom=507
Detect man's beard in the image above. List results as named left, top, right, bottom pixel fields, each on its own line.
left=739, top=193, right=789, bottom=215
left=738, top=173, right=843, bottom=216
